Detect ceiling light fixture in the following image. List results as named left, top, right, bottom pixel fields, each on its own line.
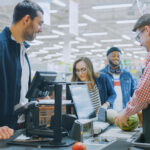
left=93, top=42, right=102, bottom=47
left=100, top=39, right=122, bottom=42
left=49, top=10, right=58, bottom=14
left=52, top=29, right=64, bottom=36
left=133, top=51, right=147, bottom=54
left=91, top=49, right=107, bottom=52
left=116, top=20, right=137, bottom=24
left=126, top=53, right=132, bottom=56
left=75, top=37, right=87, bottom=42
left=70, top=41, right=79, bottom=44
left=77, top=45, right=95, bottom=49
left=125, top=48, right=143, bottom=51
left=52, top=0, right=66, bottom=7
left=134, top=41, right=140, bottom=46
left=82, top=14, right=96, bottom=22
left=122, top=35, right=131, bottom=40
left=92, top=3, right=132, bottom=10
left=36, top=35, right=59, bottom=39
left=114, top=44, right=133, bottom=47
left=83, top=32, right=107, bottom=36
left=58, top=23, right=87, bottom=28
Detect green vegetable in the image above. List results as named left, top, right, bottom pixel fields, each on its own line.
left=117, top=114, right=139, bottom=131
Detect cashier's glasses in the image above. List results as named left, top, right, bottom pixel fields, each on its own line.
left=135, top=28, right=145, bottom=42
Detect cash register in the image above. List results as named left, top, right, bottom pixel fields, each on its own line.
left=8, top=71, right=75, bottom=147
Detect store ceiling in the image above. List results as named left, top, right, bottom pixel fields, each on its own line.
left=0, top=0, right=149, bottom=71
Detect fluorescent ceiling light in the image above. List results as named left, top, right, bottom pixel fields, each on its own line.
left=59, top=42, right=64, bottom=45
left=140, top=57, right=145, bottom=60
left=52, top=0, right=66, bottom=7
left=133, top=51, right=147, bottom=54
left=82, top=14, right=96, bottom=22
left=71, top=48, right=79, bottom=52
left=53, top=44, right=63, bottom=49
left=52, top=30, right=64, bottom=36
left=97, top=54, right=103, bottom=57
left=43, top=55, right=52, bottom=59
left=85, top=52, right=92, bottom=55
left=43, top=46, right=62, bottom=50
left=114, top=44, right=133, bottom=47
left=101, top=39, right=122, bottom=42
left=125, top=48, right=143, bottom=51
left=91, top=49, right=107, bottom=52
left=70, top=55, right=76, bottom=58
left=70, top=41, right=79, bottom=44
left=79, top=23, right=88, bottom=27
left=83, top=32, right=107, bottom=36
left=77, top=45, right=95, bottom=49
left=92, top=3, right=132, bottom=10
left=58, top=23, right=87, bottom=28
left=93, top=42, right=102, bottom=47
left=29, top=40, right=43, bottom=46
left=36, top=35, right=59, bottom=39
left=134, top=41, right=140, bottom=46
left=116, top=20, right=137, bottom=24
left=122, top=35, right=131, bottom=40
left=75, top=37, right=87, bottom=42
left=134, top=55, right=139, bottom=58
left=49, top=10, right=58, bottom=14
left=126, top=53, right=132, bottom=56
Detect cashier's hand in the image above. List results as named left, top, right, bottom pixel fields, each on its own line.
left=137, top=111, right=143, bottom=128
left=0, top=126, right=14, bottom=140
left=114, top=111, right=128, bottom=128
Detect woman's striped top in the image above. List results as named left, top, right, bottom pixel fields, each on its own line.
left=89, top=84, right=101, bottom=112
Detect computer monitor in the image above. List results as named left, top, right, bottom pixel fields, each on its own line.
left=69, top=84, right=95, bottom=119
left=26, top=71, right=57, bottom=99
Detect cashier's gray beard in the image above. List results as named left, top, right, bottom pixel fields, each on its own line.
left=109, top=59, right=121, bottom=68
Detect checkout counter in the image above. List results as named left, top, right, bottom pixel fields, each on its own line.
left=0, top=71, right=148, bottom=150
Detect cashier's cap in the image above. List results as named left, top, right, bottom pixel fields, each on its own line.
left=106, top=47, right=122, bottom=56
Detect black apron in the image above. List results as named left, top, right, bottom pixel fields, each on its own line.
left=142, top=104, right=150, bottom=143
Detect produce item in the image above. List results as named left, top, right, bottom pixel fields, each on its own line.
left=117, top=114, right=139, bottom=131
left=72, top=142, right=86, bottom=150
left=106, top=109, right=118, bottom=124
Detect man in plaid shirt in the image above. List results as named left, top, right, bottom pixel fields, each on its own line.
left=115, top=13, right=150, bottom=143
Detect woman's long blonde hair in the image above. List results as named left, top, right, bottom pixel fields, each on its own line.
left=71, top=57, right=99, bottom=88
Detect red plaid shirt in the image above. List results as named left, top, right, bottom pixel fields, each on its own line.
left=124, top=52, right=150, bottom=117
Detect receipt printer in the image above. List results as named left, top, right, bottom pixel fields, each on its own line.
left=69, top=119, right=93, bottom=142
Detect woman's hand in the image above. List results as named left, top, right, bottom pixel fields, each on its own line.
left=0, top=126, right=14, bottom=139
left=101, top=102, right=110, bottom=109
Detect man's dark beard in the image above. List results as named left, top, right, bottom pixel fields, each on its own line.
left=109, top=59, right=121, bottom=68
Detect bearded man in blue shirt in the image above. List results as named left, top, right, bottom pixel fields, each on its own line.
left=100, top=47, right=136, bottom=112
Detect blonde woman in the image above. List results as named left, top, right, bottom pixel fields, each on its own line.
left=71, top=57, right=116, bottom=113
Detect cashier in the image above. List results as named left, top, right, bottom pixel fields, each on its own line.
left=115, top=13, right=150, bottom=143
left=0, top=126, right=14, bottom=139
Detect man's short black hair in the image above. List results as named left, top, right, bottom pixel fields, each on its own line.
left=133, top=13, right=150, bottom=32
left=12, top=0, right=44, bottom=24
left=107, top=47, right=122, bottom=56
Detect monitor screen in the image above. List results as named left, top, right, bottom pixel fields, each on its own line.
left=26, top=71, right=57, bottom=99
left=69, top=84, right=95, bottom=119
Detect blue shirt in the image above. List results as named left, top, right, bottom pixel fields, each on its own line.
left=0, top=27, right=31, bottom=128
left=100, top=65, right=136, bottom=108
left=95, top=72, right=116, bottom=107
